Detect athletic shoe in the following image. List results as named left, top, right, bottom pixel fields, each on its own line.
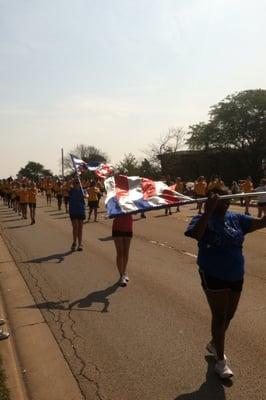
left=206, top=341, right=227, bottom=361
left=123, top=274, right=129, bottom=282
left=214, top=359, right=234, bottom=379
left=0, top=319, right=5, bottom=326
left=0, top=330, right=9, bottom=340
left=120, top=276, right=127, bottom=287
left=77, top=245, right=83, bottom=251
left=71, top=243, right=76, bottom=251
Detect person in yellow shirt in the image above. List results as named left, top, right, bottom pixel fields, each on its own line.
left=56, top=181, right=64, bottom=211
left=87, top=180, right=100, bottom=222
left=174, top=177, right=184, bottom=212
left=242, top=176, right=254, bottom=215
left=45, top=179, right=53, bottom=206
left=19, top=184, right=29, bottom=219
left=62, top=180, right=70, bottom=213
left=194, top=176, right=207, bottom=214
left=28, top=182, right=37, bottom=224
left=207, top=175, right=225, bottom=192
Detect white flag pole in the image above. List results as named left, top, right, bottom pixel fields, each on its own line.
left=178, top=191, right=266, bottom=206
left=70, top=154, right=86, bottom=196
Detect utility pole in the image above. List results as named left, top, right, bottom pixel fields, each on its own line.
left=61, top=148, right=64, bottom=178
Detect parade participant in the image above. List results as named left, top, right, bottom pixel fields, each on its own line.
left=242, top=176, right=253, bottom=215
left=207, top=175, right=225, bottom=191
left=194, top=176, right=207, bottom=214
left=69, top=178, right=87, bottom=251
left=19, top=184, right=29, bottom=219
left=56, top=181, right=63, bottom=211
left=230, top=181, right=241, bottom=195
left=45, top=179, right=53, bottom=206
left=62, top=180, right=70, bottom=213
left=112, top=214, right=133, bottom=286
left=185, top=188, right=266, bottom=379
left=164, top=175, right=173, bottom=215
left=87, top=180, right=100, bottom=222
left=255, top=178, right=266, bottom=218
left=28, top=182, right=37, bottom=224
left=174, top=177, right=184, bottom=212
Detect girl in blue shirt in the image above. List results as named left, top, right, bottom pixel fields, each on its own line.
left=185, top=188, right=266, bottom=379
left=69, top=179, right=88, bottom=251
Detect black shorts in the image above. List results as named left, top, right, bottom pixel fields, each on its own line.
left=199, top=270, right=243, bottom=292
left=28, top=203, right=36, bottom=209
left=88, top=201, right=99, bottom=209
left=112, top=230, right=133, bottom=238
left=70, top=214, right=85, bottom=221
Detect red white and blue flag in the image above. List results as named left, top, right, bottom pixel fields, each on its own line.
left=70, top=154, right=113, bottom=178
left=104, top=175, right=193, bottom=218
left=95, top=164, right=115, bottom=179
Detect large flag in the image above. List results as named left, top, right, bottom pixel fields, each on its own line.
left=104, top=175, right=193, bottom=218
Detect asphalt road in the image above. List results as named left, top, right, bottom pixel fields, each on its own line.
left=0, top=197, right=265, bottom=400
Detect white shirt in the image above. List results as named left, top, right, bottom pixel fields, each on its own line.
left=255, top=185, right=266, bottom=203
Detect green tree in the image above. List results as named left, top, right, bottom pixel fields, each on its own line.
left=138, top=158, right=161, bottom=179
left=187, top=89, right=266, bottom=176
left=116, top=153, right=140, bottom=175
left=17, top=161, right=53, bottom=180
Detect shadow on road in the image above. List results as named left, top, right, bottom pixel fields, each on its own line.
left=174, top=356, right=232, bottom=400
left=69, top=281, right=121, bottom=313
left=1, top=218, right=22, bottom=222
left=23, top=250, right=74, bottom=264
left=6, top=223, right=32, bottom=229
left=98, top=236, right=113, bottom=242
left=21, top=281, right=121, bottom=313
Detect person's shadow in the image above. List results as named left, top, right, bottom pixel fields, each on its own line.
left=174, top=356, right=232, bottom=400
left=69, top=281, right=120, bottom=313
left=23, top=250, right=73, bottom=264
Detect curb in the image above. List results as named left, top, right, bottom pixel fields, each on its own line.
left=0, top=291, right=28, bottom=400
left=0, top=232, right=83, bottom=400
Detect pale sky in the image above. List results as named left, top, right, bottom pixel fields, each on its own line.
left=1, top=0, right=266, bottom=177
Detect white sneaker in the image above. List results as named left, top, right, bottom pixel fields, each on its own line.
left=123, top=274, right=129, bottom=282
left=215, top=359, right=234, bottom=379
left=120, top=276, right=127, bottom=287
left=0, top=329, right=9, bottom=340
left=206, top=341, right=227, bottom=361
left=0, top=319, right=6, bottom=326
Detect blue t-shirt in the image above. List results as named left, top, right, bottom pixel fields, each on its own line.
left=185, top=211, right=252, bottom=281
left=69, top=188, right=86, bottom=216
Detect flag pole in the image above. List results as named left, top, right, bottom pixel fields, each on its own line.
left=70, top=154, right=85, bottom=196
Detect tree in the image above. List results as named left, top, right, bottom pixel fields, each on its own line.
left=17, top=161, right=53, bottom=180
left=186, top=122, right=216, bottom=151
left=64, top=144, right=109, bottom=172
left=116, top=153, right=140, bottom=175
left=144, top=127, right=186, bottom=167
left=187, top=89, right=266, bottom=176
left=138, top=158, right=161, bottom=179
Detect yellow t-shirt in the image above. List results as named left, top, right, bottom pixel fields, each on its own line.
left=175, top=182, right=184, bottom=193
left=88, top=186, right=99, bottom=201
left=194, top=181, right=207, bottom=196
left=19, top=189, right=29, bottom=203
left=242, top=181, right=253, bottom=193
left=28, top=188, right=37, bottom=203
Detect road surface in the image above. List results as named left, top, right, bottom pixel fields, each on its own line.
left=0, top=198, right=265, bottom=400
